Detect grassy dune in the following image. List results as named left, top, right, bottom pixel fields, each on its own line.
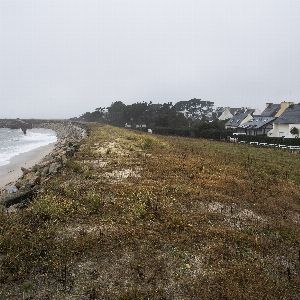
left=1, top=124, right=300, bottom=299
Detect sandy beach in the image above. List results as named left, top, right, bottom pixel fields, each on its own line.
left=0, top=143, right=55, bottom=190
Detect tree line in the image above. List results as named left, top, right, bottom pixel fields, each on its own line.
left=77, top=99, right=230, bottom=138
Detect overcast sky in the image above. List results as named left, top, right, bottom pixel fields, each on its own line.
left=1, top=0, right=300, bottom=118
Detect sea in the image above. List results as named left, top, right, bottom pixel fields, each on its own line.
left=0, top=128, right=57, bottom=167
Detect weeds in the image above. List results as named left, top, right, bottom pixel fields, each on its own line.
left=140, top=137, right=153, bottom=150
left=0, top=125, right=299, bottom=299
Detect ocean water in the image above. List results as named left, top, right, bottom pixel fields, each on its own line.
left=0, top=128, right=57, bottom=167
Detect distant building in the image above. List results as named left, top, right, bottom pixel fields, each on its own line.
left=225, top=109, right=255, bottom=129
left=235, top=101, right=295, bottom=136
left=261, top=101, right=293, bottom=118
left=268, top=103, right=300, bottom=138
left=214, top=107, right=225, bottom=119
left=238, top=116, right=276, bottom=136
left=218, top=107, right=247, bottom=121
left=261, top=103, right=281, bottom=117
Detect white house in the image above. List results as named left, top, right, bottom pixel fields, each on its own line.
left=218, top=107, right=238, bottom=121
left=268, top=104, right=300, bottom=138
left=217, top=107, right=255, bottom=121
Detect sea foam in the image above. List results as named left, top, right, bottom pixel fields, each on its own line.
left=0, top=128, right=57, bottom=167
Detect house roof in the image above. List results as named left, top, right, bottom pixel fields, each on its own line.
left=215, top=107, right=225, bottom=112
left=274, top=104, right=300, bottom=124
left=214, top=107, right=225, bottom=117
left=216, top=107, right=247, bottom=120
left=261, top=104, right=280, bottom=117
left=239, top=116, right=276, bottom=130
left=225, top=109, right=255, bottom=127
left=229, top=108, right=245, bottom=115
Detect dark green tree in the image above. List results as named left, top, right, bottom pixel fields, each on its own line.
left=290, top=127, right=299, bottom=137
left=107, top=101, right=127, bottom=126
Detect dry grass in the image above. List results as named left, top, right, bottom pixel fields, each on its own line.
left=0, top=124, right=300, bottom=299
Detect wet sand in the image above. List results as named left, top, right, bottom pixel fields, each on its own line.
left=0, top=143, right=55, bottom=191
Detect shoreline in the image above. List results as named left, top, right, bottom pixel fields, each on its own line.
left=0, top=121, right=87, bottom=208
left=0, top=143, right=56, bottom=191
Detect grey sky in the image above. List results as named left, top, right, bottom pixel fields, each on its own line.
left=1, top=0, right=300, bottom=118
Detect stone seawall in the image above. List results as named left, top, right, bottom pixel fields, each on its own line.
left=35, top=121, right=88, bottom=143
left=0, top=121, right=88, bottom=209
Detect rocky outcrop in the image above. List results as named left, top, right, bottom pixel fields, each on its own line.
left=2, top=187, right=38, bottom=208
left=0, top=121, right=88, bottom=208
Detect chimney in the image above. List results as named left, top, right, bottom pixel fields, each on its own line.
left=275, top=101, right=295, bottom=117
left=280, top=101, right=294, bottom=109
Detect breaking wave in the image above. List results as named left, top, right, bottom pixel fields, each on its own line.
left=0, top=128, right=57, bottom=167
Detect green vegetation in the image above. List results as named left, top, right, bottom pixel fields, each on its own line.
left=0, top=125, right=300, bottom=299
left=79, top=99, right=220, bottom=131
left=290, top=126, right=299, bottom=137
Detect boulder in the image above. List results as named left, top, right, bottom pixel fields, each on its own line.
left=26, top=175, right=41, bottom=187
left=5, top=185, right=18, bottom=194
left=6, top=204, right=18, bottom=213
left=0, top=187, right=38, bottom=208
left=15, top=180, right=23, bottom=189
left=16, top=177, right=29, bottom=189
left=35, top=171, right=41, bottom=177
left=31, top=165, right=41, bottom=173
left=41, top=166, right=49, bottom=177
left=21, top=167, right=30, bottom=175
left=48, top=162, right=62, bottom=175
